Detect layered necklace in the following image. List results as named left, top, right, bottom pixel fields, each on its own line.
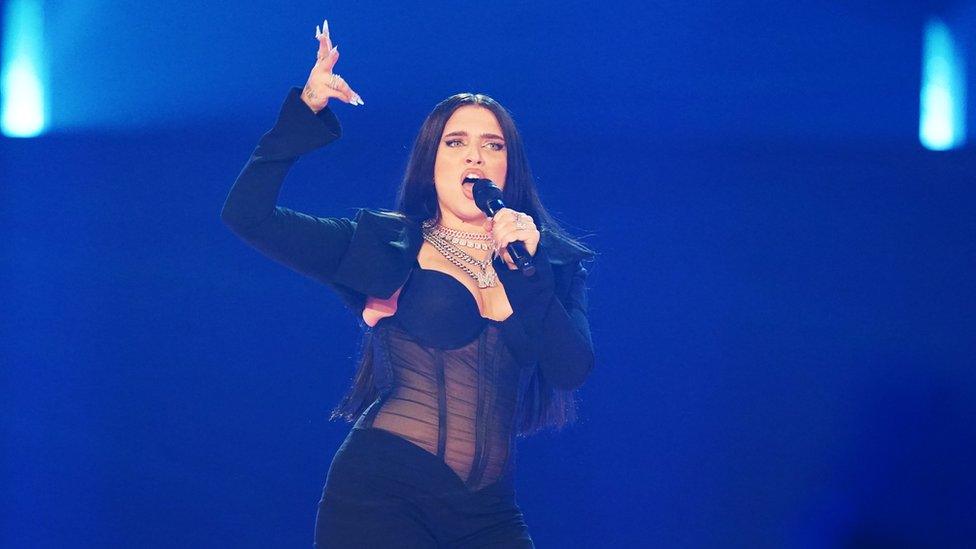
left=421, top=219, right=498, bottom=288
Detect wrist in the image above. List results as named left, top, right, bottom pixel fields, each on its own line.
left=494, top=246, right=555, bottom=305
left=301, top=85, right=328, bottom=113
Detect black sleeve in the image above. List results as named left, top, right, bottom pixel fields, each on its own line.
left=220, top=88, right=356, bottom=284
left=496, top=246, right=594, bottom=390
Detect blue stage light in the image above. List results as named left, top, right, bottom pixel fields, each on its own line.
left=1, top=0, right=47, bottom=138
left=919, top=18, right=966, bottom=151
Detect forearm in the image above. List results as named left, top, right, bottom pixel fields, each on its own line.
left=503, top=296, right=594, bottom=390
left=221, top=87, right=341, bottom=231
left=496, top=249, right=594, bottom=390
left=220, top=88, right=354, bottom=283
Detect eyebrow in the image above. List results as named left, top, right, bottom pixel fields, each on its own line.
left=443, top=130, right=505, bottom=140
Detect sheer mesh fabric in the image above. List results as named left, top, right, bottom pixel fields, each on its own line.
left=353, top=268, right=528, bottom=492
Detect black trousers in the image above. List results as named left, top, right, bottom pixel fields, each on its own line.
left=314, top=427, right=534, bottom=548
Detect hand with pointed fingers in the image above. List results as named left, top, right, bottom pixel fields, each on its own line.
left=301, top=19, right=364, bottom=113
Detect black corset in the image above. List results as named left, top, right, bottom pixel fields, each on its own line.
left=356, top=268, right=530, bottom=492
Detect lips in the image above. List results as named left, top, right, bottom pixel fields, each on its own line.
left=460, top=169, right=486, bottom=185
left=461, top=170, right=486, bottom=202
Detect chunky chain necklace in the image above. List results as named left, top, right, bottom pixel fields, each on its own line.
left=422, top=220, right=494, bottom=250
left=421, top=219, right=497, bottom=288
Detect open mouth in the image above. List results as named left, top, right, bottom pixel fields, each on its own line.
left=461, top=170, right=486, bottom=185
left=460, top=173, right=483, bottom=201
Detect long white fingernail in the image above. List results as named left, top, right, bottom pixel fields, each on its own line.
left=315, top=25, right=321, bottom=37
left=324, top=19, right=329, bottom=34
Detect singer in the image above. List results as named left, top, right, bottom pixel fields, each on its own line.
left=221, top=19, right=594, bottom=548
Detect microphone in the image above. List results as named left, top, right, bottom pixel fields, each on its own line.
left=470, top=178, right=537, bottom=277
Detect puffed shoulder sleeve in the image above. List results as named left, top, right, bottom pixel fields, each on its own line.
left=220, top=88, right=355, bottom=285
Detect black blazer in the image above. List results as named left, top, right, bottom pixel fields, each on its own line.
left=222, top=88, right=595, bottom=390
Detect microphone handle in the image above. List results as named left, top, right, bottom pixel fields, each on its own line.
left=506, top=241, right=537, bottom=277
left=486, top=198, right=536, bottom=277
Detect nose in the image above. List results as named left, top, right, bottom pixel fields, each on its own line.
left=465, top=146, right=484, bottom=165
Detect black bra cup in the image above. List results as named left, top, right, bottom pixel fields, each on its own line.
left=391, top=268, right=488, bottom=349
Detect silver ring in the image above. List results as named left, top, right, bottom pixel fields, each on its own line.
left=514, top=212, right=528, bottom=230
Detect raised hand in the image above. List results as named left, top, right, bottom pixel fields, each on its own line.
left=301, top=19, right=364, bottom=113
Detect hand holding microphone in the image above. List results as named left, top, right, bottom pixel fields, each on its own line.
left=470, top=179, right=538, bottom=277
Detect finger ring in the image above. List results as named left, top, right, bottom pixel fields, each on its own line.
left=514, top=212, right=528, bottom=230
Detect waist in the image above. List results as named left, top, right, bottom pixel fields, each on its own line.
left=344, top=425, right=517, bottom=495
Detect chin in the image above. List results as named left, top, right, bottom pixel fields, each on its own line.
left=449, top=206, right=487, bottom=223
left=460, top=209, right=488, bottom=222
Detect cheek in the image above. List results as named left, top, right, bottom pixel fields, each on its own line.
left=495, top=163, right=508, bottom=190
left=433, top=169, right=454, bottom=193
left=432, top=169, right=458, bottom=199
left=433, top=149, right=457, bottom=178
left=432, top=177, right=450, bottom=198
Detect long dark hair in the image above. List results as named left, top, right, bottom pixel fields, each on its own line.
left=331, top=93, right=591, bottom=436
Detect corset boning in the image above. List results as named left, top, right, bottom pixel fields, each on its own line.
left=354, top=268, right=529, bottom=492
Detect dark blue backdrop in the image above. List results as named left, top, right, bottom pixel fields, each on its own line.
left=3, top=1, right=974, bottom=547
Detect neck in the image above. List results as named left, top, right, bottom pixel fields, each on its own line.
left=436, top=210, right=489, bottom=234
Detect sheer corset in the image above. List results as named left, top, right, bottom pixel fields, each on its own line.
left=353, top=268, right=529, bottom=492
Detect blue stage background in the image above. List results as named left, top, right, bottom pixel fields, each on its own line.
left=2, top=1, right=974, bottom=547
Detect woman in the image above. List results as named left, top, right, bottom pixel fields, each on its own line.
left=221, top=19, right=595, bottom=548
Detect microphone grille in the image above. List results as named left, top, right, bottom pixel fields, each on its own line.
left=472, top=179, right=503, bottom=212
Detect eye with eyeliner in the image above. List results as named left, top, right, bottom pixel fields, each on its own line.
left=444, top=139, right=505, bottom=151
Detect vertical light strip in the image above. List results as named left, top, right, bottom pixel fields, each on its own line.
left=919, top=18, right=966, bottom=150
left=1, top=0, right=47, bottom=137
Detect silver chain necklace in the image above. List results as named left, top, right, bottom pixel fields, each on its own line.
left=421, top=219, right=497, bottom=288
left=422, top=220, right=494, bottom=251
